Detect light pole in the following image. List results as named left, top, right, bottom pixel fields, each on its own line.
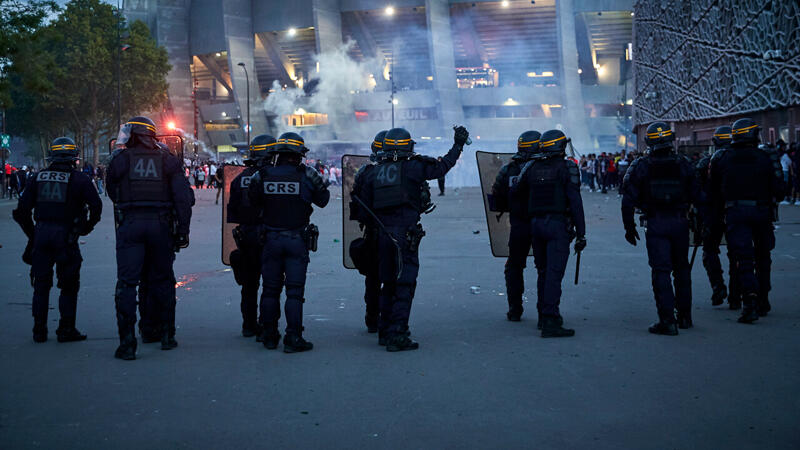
left=237, top=62, right=251, bottom=149
left=116, top=0, right=122, bottom=128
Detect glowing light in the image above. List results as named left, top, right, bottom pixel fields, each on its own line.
left=385, top=6, right=395, bottom=16
left=578, top=68, right=583, bottom=74
left=215, top=52, right=221, bottom=57
left=167, top=121, right=176, bottom=130
left=626, top=99, right=633, bottom=105
left=221, top=111, right=227, bottom=117
left=504, top=97, right=519, bottom=106
left=288, top=27, right=297, bottom=37
left=294, top=108, right=307, bottom=115
left=392, top=98, right=399, bottom=105
left=596, top=65, right=606, bottom=76
left=426, top=75, right=433, bottom=81
left=501, top=0, right=510, bottom=7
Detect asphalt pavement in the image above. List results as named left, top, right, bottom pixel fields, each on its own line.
left=1, top=185, right=799, bottom=449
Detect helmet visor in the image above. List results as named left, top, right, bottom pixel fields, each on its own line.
left=115, top=123, right=133, bottom=147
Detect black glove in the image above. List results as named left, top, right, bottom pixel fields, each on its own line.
left=625, top=227, right=640, bottom=246
left=175, top=234, right=190, bottom=249
left=79, top=224, right=94, bottom=236
left=574, top=236, right=587, bottom=253
left=453, top=126, right=469, bottom=146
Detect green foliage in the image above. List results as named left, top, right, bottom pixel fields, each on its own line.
left=5, top=0, right=171, bottom=165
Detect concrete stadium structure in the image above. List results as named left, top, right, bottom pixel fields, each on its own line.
left=632, top=0, right=800, bottom=150
left=124, top=0, right=634, bottom=159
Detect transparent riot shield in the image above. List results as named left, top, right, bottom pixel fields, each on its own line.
left=220, top=164, right=246, bottom=265
left=341, top=154, right=372, bottom=269
left=475, top=151, right=532, bottom=258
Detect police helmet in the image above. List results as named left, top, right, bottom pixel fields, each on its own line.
left=116, top=116, right=157, bottom=147
left=731, top=118, right=759, bottom=144
left=272, top=132, right=307, bottom=155
left=517, top=130, right=541, bottom=155
left=371, top=130, right=388, bottom=154
left=249, top=134, right=276, bottom=160
left=383, top=128, right=415, bottom=155
left=48, top=137, right=79, bottom=161
left=712, top=125, right=732, bottom=148
left=539, top=129, right=569, bottom=155
left=644, top=121, right=675, bottom=150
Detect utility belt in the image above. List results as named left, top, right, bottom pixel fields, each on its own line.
left=260, top=224, right=319, bottom=252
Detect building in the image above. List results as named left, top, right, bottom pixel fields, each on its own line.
left=125, top=0, right=635, bottom=161
left=632, top=0, right=800, bottom=151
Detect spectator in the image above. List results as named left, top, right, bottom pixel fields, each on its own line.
left=96, top=165, right=105, bottom=195
left=780, top=148, right=793, bottom=204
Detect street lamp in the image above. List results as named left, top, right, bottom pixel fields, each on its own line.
left=237, top=62, right=251, bottom=149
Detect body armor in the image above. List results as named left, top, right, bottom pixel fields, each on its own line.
left=259, top=166, right=309, bottom=229
left=646, top=155, right=686, bottom=208
left=34, top=169, right=73, bottom=222
left=372, top=160, right=421, bottom=211
left=117, top=147, right=170, bottom=206
left=232, top=166, right=260, bottom=225
left=527, top=159, right=568, bottom=215
left=721, top=146, right=771, bottom=204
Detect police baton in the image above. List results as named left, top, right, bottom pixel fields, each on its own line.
left=689, top=244, right=699, bottom=270
left=574, top=251, right=581, bottom=285
left=352, top=194, right=404, bottom=280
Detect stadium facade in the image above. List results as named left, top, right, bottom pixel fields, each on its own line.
left=124, top=0, right=635, bottom=159
left=632, top=0, right=800, bottom=150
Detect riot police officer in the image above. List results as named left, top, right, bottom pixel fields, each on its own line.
left=228, top=134, right=275, bottom=338
left=13, top=137, right=102, bottom=343
left=350, top=131, right=388, bottom=333
left=137, top=142, right=192, bottom=344
left=106, top=117, right=193, bottom=360
left=248, top=132, right=329, bottom=353
left=358, top=126, right=468, bottom=351
left=511, top=130, right=585, bottom=337
left=621, top=122, right=697, bottom=335
left=695, top=126, right=740, bottom=309
left=488, top=130, right=541, bottom=323
left=709, top=118, right=783, bottom=323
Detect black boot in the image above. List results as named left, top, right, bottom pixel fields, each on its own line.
left=677, top=313, right=693, bottom=330
left=115, top=332, right=137, bottom=360
left=261, top=328, right=281, bottom=350
left=540, top=316, right=574, bottom=338
left=386, top=334, right=419, bottom=352
left=365, top=315, right=378, bottom=333
left=283, top=334, right=313, bottom=353
left=56, top=318, right=87, bottom=343
left=506, top=304, right=523, bottom=322
left=161, top=325, right=178, bottom=350
left=756, top=296, right=771, bottom=317
left=648, top=317, right=679, bottom=336
left=738, top=294, right=759, bottom=324
left=33, top=321, right=48, bottom=343
left=537, top=315, right=563, bottom=330
left=728, top=295, right=742, bottom=310
left=242, top=321, right=261, bottom=338
left=711, top=284, right=727, bottom=306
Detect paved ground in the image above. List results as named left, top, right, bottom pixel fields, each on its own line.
left=1, top=185, right=799, bottom=449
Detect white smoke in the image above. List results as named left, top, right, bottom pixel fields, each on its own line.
left=262, top=39, right=383, bottom=140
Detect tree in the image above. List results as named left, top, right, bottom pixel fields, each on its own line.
left=0, top=0, right=58, bottom=108
left=5, top=0, right=170, bottom=166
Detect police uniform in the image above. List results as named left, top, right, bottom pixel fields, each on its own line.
left=489, top=130, right=541, bottom=322
left=709, top=118, right=783, bottom=323
left=358, top=126, right=468, bottom=351
left=695, top=126, right=740, bottom=309
left=106, top=117, right=193, bottom=360
left=621, top=122, right=697, bottom=335
left=512, top=130, right=586, bottom=337
left=248, top=133, right=330, bottom=353
left=137, top=143, right=193, bottom=344
left=228, top=134, right=276, bottom=338
left=349, top=131, right=388, bottom=333
left=13, top=138, right=102, bottom=343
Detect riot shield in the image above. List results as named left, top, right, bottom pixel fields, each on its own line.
left=475, top=151, right=532, bottom=258
left=220, top=164, right=246, bottom=265
left=341, top=154, right=372, bottom=269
